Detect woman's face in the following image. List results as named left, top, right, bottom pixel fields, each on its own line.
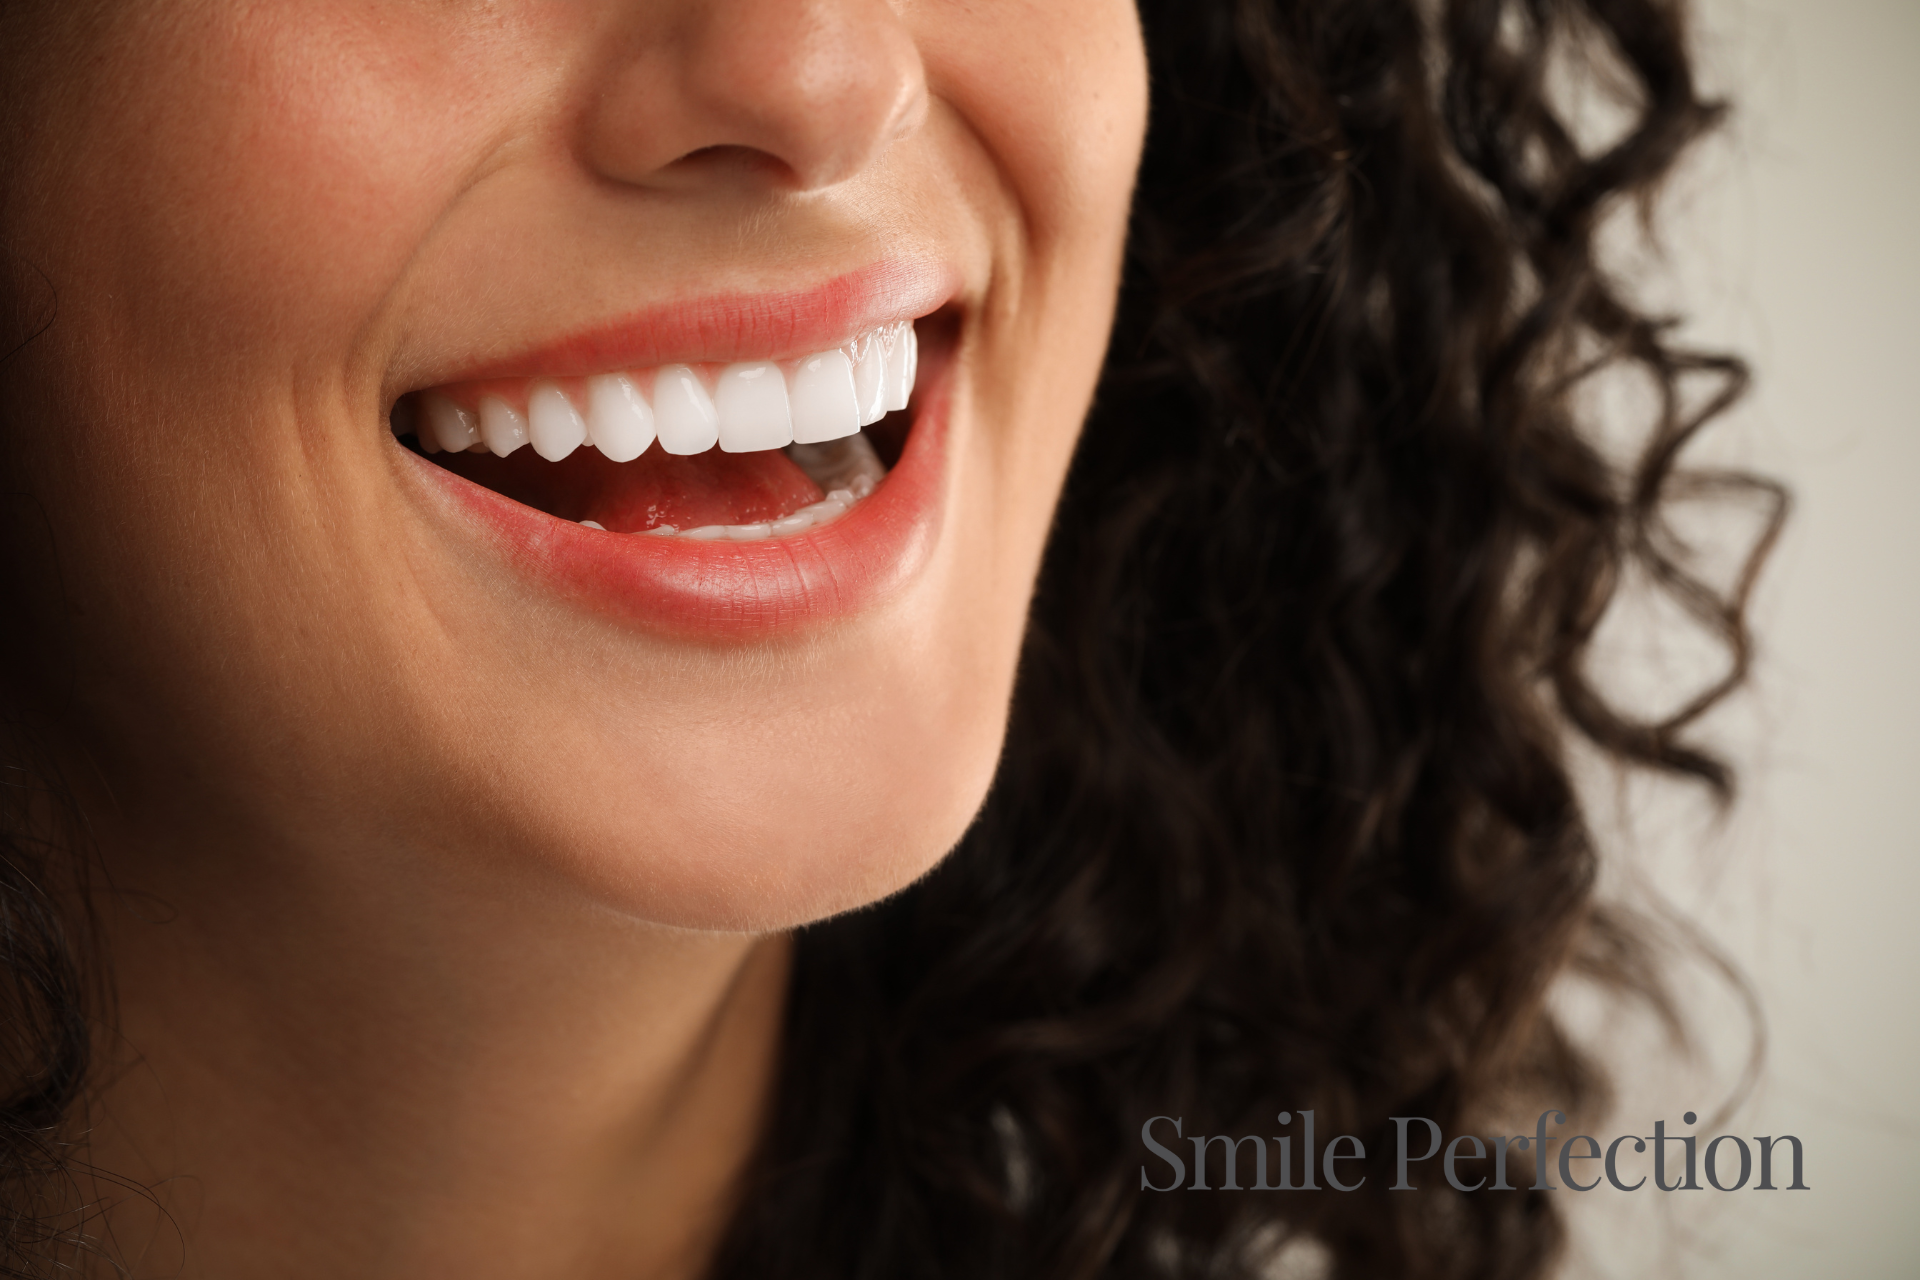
left=0, top=1, right=1146, bottom=930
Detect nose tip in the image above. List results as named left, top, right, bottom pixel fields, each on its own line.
left=587, top=0, right=929, bottom=194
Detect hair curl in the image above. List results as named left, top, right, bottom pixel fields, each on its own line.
left=706, top=0, right=1782, bottom=1276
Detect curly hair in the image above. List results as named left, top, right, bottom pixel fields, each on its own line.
left=703, top=0, right=1782, bottom=1277
left=0, top=0, right=1782, bottom=1275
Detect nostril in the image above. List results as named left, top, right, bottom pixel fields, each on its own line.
left=582, top=0, right=927, bottom=195
left=666, top=144, right=793, bottom=186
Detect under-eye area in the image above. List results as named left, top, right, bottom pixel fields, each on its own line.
left=393, top=318, right=931, bottom=541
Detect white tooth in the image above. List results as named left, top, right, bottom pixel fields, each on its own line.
left=826, top=487, right=855, bottom=505
left=883, top=322, right=915, bottom=412
left=725, top=523, right=773, bottom=541
left=653, top=365, right=719, bottom=455
left=579, top=520, right=605, bottom=530
left=643, top=524, right=678, bottom=536
left=801, top=497, right=849, bottom=524
left=479, top=396, right=530, bottom=456
left=423, top=394, right=479, bottom=453
left=788, top=350, right=860, bottom=444
left=715, top=362, right=793, bottom=452
left=851, top=331, right=887, bottom=426
left=528, top=382, right=587, bottom=461
left=770, top=511, right=816, bottom=536
left=683, top=525, right=728, bottom=540
left=586, top=373, right=655, bottom=463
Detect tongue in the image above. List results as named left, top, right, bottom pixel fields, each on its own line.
left=429, top=446, right=824, bottom=533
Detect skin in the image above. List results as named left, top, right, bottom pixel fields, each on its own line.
left=0, top=1, right=1146, bottom=1277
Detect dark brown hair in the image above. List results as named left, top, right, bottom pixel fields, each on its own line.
left=0, top=0, right=1782, bottom=1275
left=706, top=0, right=1781, bottom=1276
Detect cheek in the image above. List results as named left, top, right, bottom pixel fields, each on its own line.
left=0, top=3, right=548, bottom=696
left=51, top=4, right=535, bottom=371
left=919, top=0, right=1148, bottom=520
left=922, top=0, right=1148, bottom=252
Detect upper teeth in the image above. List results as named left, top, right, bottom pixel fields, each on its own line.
left=405, top=321, right=918, bottom=460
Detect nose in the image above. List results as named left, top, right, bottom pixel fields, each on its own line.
left=584, top=0, right=929, bottom=193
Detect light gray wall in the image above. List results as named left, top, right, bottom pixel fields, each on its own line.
left=1564, top=0, right=1920, bottom=1275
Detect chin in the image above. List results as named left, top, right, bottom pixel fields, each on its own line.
left=497, top=693, right=1010, bottom=935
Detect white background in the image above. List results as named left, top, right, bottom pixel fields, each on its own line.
left=1562, top=0, right=1919, bottom=1275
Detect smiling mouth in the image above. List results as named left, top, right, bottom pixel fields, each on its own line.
left=392, top=320, right=920, bottom=541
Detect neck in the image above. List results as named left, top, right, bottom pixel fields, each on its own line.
left=82, top=812, right=788, bottom=1280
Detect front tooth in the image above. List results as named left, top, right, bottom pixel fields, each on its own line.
left=586, top=373, right=655, bottom=463
left=423, top=393, right=478, bottom=453
left=883, top=322, right=915, bottom=412
left=851, top=332, right=887, bottom=426
left=789, top=350, right=860, bottom=444
left=527, top=382, right=587, bottom=461
left=653, top=365, right=720, bottom=455
left=715, top=362, right=793, bottom=452
left=479, top=395, right=530, bottom=456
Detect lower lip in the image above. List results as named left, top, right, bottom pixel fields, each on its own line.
left=404, top=383, right=948, bottom=638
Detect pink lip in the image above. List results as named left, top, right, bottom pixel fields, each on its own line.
left=410, top=395, right=945, bottom=635
left=400, top=272, right=955, bottom=638
left=439, top=260, right=957, bottom=384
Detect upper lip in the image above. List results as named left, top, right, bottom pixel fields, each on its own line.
left=415, top=258, right=959, bottom=389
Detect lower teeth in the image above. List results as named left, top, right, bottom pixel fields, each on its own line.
left=591, top=432, right=887, bottom=541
